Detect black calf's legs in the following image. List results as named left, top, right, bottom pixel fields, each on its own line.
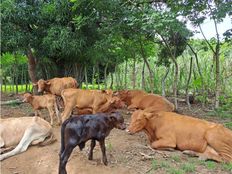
left=99, top=139, right=108, bottom=165
left=88, top=139, right=96, bottom=160
left=59, top=145, right=75, bottom=174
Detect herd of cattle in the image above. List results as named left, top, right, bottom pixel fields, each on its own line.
left=1, top=77, right=232, bottom=174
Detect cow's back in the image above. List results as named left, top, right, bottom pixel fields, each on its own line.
left=139, top=94, right=175, bottom=111
left=0, top=117, right=35, bottom=147
left=149, top=112, right=215, bottom=151
left=0, top=117, right=52, bottom=148
left=49, top=77, right=77, bottom=95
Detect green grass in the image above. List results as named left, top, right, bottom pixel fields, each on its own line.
left=181, top=163, right=196, bottom=173
left=1, top=84, right=32, bottom=93
left=222, top=162, right=232, bottom=172
left=106, top=142, right=113, bottom=151
left=171, top=155, right=181, bottom=162
left=224, top=122, right=232, bottom=130
left=205, top=161, right=216, bottom=170
left=167, top=168, right=185, bottom=174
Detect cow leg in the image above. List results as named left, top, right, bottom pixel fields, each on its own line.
left=128, top=104, right=137, bottom=110
left=61, top=104, right=75, bottom=123
left=0, top=146, right=14, bottom=154
left=47, top=107, right=54, bottom=126
left=59, top=144, right=76, bottom=174
left=183, top=145, right=222, bottom=162
left=150, top=138, right=176, bottom=151
left=0, top=137, right=4, bottom=148
left=31, top=136, right=46, bottom=145
left=88, top=139, right=96, bottom=160
left=54, top=100, right=61, bottom=125
left=0, top=126, right=47, bottom=161
left=99, top=139, right=108, bottom=165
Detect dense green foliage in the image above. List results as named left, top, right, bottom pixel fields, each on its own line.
left=1, top=0, right=231, bottom=109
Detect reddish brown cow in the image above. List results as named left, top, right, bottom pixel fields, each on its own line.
left=34, top=77, right=78, bottom=96
left=60, top=89, right=126, bottom=122
left=115, top=90, right=175, bottom=112
left=127, top=110, right=232, bottom=162
left=114, top=90, right=147, bottom=106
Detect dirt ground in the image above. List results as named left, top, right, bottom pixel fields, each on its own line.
left=1, top=93, right=232, bottom=174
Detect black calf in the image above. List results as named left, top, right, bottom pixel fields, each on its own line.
left=58, top=112, right=126, bottom=174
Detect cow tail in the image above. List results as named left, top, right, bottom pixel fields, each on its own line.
left=60, top=119, right=70, bottom=155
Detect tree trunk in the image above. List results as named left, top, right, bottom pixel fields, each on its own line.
left=187, top=43, right=205, bottom=107
left=139, top=39, right=154, bottom=93
left=110, top=72, right=114, bottom=89
left=132, top=56, right=136, bottom=89
left=215, top=42, right=220, bottom=109
left=104, top=63, right=108, bottom=90
left=92, top=66, right=95, bottom=87
left=27, top=48, right=37, bottom=94
left=84, top=66, right=88, bottom=89
left=141, top=60, right=146, bottom=90
left=172, top=59, right=179, bottom=109
left=186, top=57, right=193, bottom=109
left=124, top=60, right=128, bottom=89
left=159, top=35, right=178, bottom=109
left=97, top=65, right=100, bottom=90
left=11, top=70, right=14, bottom=93
left=4, top=76, right=7, bottom=92
left=162, top=66, right=170, bottom=97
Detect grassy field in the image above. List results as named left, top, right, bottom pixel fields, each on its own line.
left=1, top=84, right=33, bottom=93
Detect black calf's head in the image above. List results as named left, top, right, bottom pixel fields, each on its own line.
left=109, top=112, right=126, bottom=130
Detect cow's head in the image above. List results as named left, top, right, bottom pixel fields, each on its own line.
left=101, top=89, right=113, bottom=96
left=109, top=112, right=126, bottom=130
left=110, top=96, right=126, bottom=109
left=127, top=110, right=153, bottom=134
left=22, top=93, right=33, bottom=103
left=33, top=79, right=51, bottom=93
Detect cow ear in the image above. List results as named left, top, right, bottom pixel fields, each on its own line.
left=33, top=83, right=38, bottom=86
left=113, top=91, right=118, bottom=96
left=109, top=115, right=117, bottom=122
left=45, top=80, right=51, bottom=85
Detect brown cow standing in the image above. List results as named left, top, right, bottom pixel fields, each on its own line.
left=34, top=77, right=78, bottom=96
left=115, top=90, right=175, bottom=112
left=60, top=89, right=125, bottom=122
left=127, top=110, right=232, bottom=162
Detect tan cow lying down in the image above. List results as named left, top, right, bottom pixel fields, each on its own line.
left=127, top=110, right=232, bottom=162
left=61, top=89, right=126, bottom=122
left=34, top=77, right=78, bottom=95
left=23, top=93, right=60, bottom=125
left=115, top=90, right=175, bottom=112
left=0, top=116, right=55, bottom=161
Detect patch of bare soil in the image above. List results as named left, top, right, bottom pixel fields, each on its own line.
left=1, top=93, right=231, bottom=174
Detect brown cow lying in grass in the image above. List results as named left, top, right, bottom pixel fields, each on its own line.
left=127, top=110, right=232, bottom=162
left=115, top=90, right=175, bottom=112
left=23, top=93, right=60, bottom=125
left=0, top=116, right=55, bottom=161
left=34, top=77, right=78, bottom=95
left=60, top=89, right=126, bottom=122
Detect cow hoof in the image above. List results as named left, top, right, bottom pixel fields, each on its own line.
left=88, top=155, right=93, bottom=160
left=103, top=160, right=108, bottom=166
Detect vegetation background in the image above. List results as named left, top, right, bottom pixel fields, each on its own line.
left=1, top=0, right=232, bottom=112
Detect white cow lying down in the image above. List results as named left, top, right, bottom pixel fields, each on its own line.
left=0, top=116, right=55, bottom=161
